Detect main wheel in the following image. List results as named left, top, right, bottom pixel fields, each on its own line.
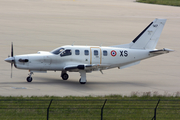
left=26, top=77, right=33, bottom=82
left=79, top=79, right=86, bottom=84
left=62, top=73, right=69, bottom=80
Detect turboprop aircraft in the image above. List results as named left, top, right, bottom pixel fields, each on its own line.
left=5, top=18, right=174, bottom=84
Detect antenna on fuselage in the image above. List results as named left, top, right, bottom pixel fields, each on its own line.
left=72, top=41, right=75, bottom=46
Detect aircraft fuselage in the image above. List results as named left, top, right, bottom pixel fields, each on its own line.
left=5, top=19, right=173, bottom=84
left=15, top=45, right=151, bottom=71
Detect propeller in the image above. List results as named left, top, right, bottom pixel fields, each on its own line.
left=11, top=42, right=13, bottom=57
left=5, top=42, right=15, bottom=78
left=11, top=42, right=14, bottom=78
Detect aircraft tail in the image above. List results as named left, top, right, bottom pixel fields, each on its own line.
left=112, top=19, right=167, bottom=50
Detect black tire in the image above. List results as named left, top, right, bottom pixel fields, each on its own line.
left=62, top=73, right=69, bottom=80
left=27, top=77, right=33, bottom=82
left=79, top=79, right=86, bottom=84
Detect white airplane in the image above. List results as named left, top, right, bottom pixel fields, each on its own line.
left=5, top=19, right=174, bottom=84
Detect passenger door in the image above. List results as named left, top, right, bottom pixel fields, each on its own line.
left=90, top=47, right=101, bottom=64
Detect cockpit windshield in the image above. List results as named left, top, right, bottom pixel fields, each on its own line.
left=51, top=47, right=64, bottom=55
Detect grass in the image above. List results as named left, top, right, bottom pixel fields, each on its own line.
left=136, top=0, right=180, bottom=7
left=0, top=93, right=180, bottom=120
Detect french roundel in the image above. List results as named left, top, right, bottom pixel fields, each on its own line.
left=111, top=50, right=117, bottom=57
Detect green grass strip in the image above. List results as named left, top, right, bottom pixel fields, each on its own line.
left=136, top=0, right=180, bottom=7
left=0, top=95, right=180, bottom=120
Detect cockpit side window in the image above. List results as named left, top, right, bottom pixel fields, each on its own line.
left=51, top=48, right=64, bottom=55
left=60, top=49, right=72, bottom=57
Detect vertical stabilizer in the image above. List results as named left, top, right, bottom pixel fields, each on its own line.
left=130, top=19, right=166, bottom=49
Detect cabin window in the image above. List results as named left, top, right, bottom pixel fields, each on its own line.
left=60, top=49, right=72, bottom=57
left=51, top=48, right=64, bottom=55
left=75, top=50, right=80, bottom=55
left=84, top=50, right=89, bottom=55
left=103, top=50, right=108, bottom=56
left=94, top=50, right=98, bottom=56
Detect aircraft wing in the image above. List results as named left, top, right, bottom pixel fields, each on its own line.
left=64, top=64, right=108, bottom=72
left=150, top=48, right=174, bottom=54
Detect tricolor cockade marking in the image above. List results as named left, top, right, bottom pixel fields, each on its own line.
left=111, top=50, right=117, bottom=57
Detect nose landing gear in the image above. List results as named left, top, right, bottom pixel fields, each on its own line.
left=27, top=71, right=33, bottom=82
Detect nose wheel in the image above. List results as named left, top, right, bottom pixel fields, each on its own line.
left=27, top=71, right=33, bottom=82
left=27, top=76, right=33, bottom=82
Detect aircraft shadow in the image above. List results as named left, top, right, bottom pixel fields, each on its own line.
left=1, top=76, right=150, bottom=88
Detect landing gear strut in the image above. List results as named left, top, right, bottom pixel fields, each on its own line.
left=61, top=71, right=69, bottom=80
left=79, top=70, right=87, bottom=84
left=60, top=70, right=87, bottom=84
left=27, top=71, right=33, bottom=82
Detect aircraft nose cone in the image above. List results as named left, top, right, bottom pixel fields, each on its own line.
left=5, top=57, right=14, bottom=63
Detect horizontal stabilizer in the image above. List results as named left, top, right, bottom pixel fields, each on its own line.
left=150, top=48, right=174, bottom=54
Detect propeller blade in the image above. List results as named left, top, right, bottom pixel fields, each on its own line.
left=11, top=42, right=13, bottom=57
left=11, top=63, right=13, bottom=78
left=11, top=42, right=14, bottom=78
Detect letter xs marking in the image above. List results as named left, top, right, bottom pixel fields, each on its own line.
left=120, top=50, right=128, bottom=57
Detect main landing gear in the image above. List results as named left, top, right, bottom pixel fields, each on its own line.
left=61, top=71, right=69, bottom=80
left=27, top=71, right=33, bottom=82
left=61, top=70, right=87, bottom=84
left=79, top=70, right=87, bottom=84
